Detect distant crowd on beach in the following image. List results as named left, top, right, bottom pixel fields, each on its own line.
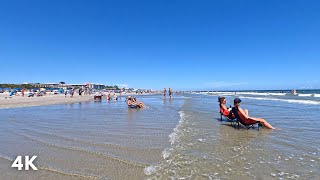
left=124, top=87, right=175, bottom=109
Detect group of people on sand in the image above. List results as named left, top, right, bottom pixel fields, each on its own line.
left=65, top=89, right=75, bottom=98
left=218, top=96, right=276, bottom=130
left=126, top=96, right=145, bottom=108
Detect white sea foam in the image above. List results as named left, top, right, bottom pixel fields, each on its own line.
left=239, top=92, right=270, bottom=96
left=144, top=165, right=157, bottom=175
left=298, top=94, right=312, bottom=97
left=0, top=153, right=14, bottom=161
left=150, top=111, right=186, bottom=176
left=162, top=149, right=171, bottom=159
left=268, top=93, right=286, bottom=96
left=239, top=96, right=320, bottom=105
left=209, top=92, right=286, bottom=97
left=238, top=92, right=287, bottom=96
left=169, top=111, right=185, bottom=145
left=313, top=94, right=320, bottom=97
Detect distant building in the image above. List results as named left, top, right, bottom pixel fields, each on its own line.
left=86, top=83, right=105, bottom=90
left=24, top=82, right=105, bottom=90
left=28, top=83, right=60, bottom=88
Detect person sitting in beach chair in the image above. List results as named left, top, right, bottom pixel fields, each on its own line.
left=232, top=98, right=275, bottom=130
left=126, top=96, right=145, bottom=108
left=218, top=96, right=235, bottom=121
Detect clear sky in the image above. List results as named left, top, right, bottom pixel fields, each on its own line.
left=1, top=0, right=319, bottom=90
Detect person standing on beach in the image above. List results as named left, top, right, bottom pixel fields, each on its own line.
left=79, top=88, right=82, bottom=97
left=169, top=88, right=173, bottom=99
left=21, top=89, right=25, bottom=97
left=164, top=88, right=167, bottom=99
left=65, top=89, right=68, bottom=98
left=71, top=89, right=74, bottom=98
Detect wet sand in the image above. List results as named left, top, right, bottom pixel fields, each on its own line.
left=0, top=94, right=93, bottom=109
left=0, top=158, right=90, bottom=180
left=0, top=93, right=147, bottom=109
left=0, top=95, right=178, bottom=179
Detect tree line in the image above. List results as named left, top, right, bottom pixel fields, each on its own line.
left=0, top=84, right=36, bottom=89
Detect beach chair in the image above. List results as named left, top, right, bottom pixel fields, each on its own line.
left=231, top=107, right=262, bottom=130
left=219, top=106, right=238, bottom=126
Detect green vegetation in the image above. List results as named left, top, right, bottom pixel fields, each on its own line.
left=0, top=84, right=36, bottom=89
left=105, top=85, right=120, bottom=90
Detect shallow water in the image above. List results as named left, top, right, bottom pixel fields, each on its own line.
left=1, top=93, right=320, bottom=179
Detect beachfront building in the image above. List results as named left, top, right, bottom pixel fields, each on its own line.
left=24, top=82, right=105, bottom=90
left=68, top=84, right=87, bottom=89
left=29, top=83, right=61, bottom=88
left=86, top=83, right=105, bottom=90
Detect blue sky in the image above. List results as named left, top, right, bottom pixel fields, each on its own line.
left=1, top=0, right=319, bottom=90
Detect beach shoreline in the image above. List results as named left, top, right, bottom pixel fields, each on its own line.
left=0, top=92, right=152, bottom=109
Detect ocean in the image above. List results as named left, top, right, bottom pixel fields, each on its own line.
left=0, top=91, right=319, bottom=179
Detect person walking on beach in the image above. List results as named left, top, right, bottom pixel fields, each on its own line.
left=65, top=89, right=68, bottom=98
left=21, top=89, right=25, bottom=97
left=164, top=88, right=167, bottom=99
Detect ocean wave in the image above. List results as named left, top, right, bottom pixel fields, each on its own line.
left=238, top=96, right=320, bottom=105
left=169, top=111, right=185, bottom=145
left=208, top=92, right=287, bottom=97
left=313, top=94, right=320, bottom=97
left=207, top=91, right=320, bottom=99
left=145, top=110, right=186, bottom=176
left=298, top=94, right=313, bottom=97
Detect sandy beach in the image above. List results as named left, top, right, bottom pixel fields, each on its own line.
left=0, top=92, right=320, bottom=179
left=0, top=93, right=94, bottom=109
left=0, top=92, right=145, bottom=109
